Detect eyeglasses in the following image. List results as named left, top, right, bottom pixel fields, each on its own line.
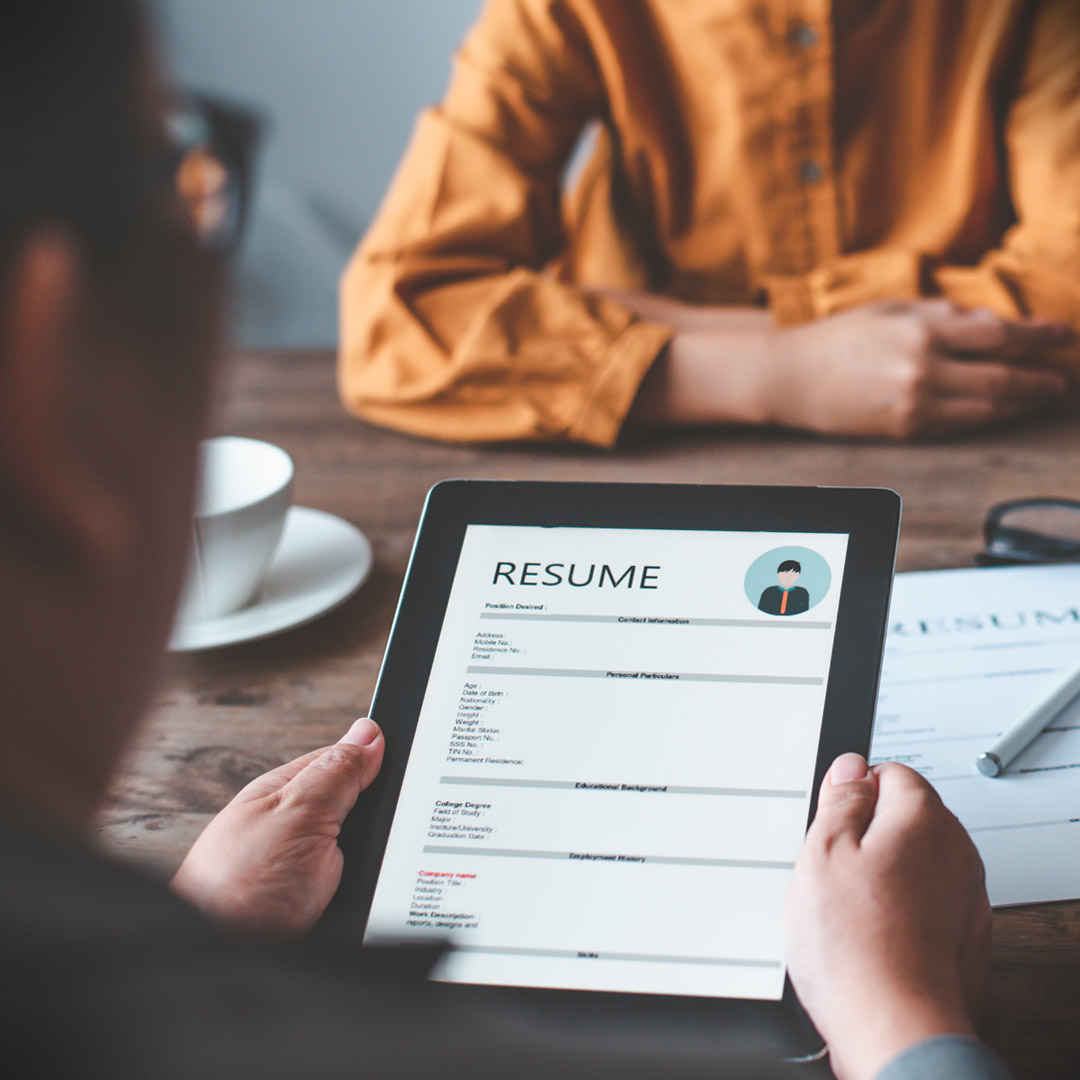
left=977, top=498, right=1080, bottom=566
left=164, top=94, right=260, bottom=252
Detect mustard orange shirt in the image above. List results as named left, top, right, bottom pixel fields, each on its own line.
left=340, top=0, right=1080, bottom=445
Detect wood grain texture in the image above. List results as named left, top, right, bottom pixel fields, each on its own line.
left=97, top=350, right=1080, bottom=1079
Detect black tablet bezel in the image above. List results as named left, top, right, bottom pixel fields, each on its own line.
left=336, top=481, right=900, bottom=1059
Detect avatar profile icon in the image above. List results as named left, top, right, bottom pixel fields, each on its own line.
left=757, top=559, right=809, bottom=617
left=743, top=546, right=831, bottom=618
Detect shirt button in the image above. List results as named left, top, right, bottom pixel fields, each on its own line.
left=790, top=22, right=819, bottom=49
left=799, top=159, right=825, bottom=184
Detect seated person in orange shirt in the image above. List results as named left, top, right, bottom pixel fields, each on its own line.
left=340, top=0, right=1080, bottom=446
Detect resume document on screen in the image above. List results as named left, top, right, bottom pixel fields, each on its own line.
left=366, top=525, right=849, bottom=1000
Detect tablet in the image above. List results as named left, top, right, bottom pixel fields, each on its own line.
left=346, top=481, right=899, bottom=1057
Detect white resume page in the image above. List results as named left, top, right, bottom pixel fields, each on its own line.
left=366, top=525, right=849, bottom=1000
left=872, top=564, right=1080, bottom=907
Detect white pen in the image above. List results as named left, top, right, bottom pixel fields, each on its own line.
left=976, top=665, right=1080, bottom=777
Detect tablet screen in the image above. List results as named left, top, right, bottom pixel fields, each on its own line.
left=365, top=524, right=849, bottom=1000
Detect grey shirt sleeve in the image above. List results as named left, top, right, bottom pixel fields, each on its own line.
left=875, top=1035, right=1014, bottom=1080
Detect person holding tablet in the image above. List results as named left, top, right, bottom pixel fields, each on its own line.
left=0, top=2, right=1029, bottom=1079
left=339, top=0, right=1078, bottom=447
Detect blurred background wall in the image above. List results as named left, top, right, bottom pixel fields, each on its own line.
left=150, top=0, right=481, bottom=348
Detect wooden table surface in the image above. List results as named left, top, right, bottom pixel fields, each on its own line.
left=98, top=350, right=1080, bottom=1079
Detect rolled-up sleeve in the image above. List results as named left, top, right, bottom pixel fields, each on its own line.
left=874, top=1035, right=1015, bottom=1080
left=339, top=0, right=672, bottom=446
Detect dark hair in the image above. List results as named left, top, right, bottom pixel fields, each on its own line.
left=0, top=0, right=150, bottom=280
left=777, top=559, right=801, bottom=574
left=0, top=1, right=220, bottom=395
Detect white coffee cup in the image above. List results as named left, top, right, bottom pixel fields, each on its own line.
left=176, top=436, right=294, bottom=623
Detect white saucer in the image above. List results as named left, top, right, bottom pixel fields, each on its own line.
left=170, top=506, right=373, bottom=652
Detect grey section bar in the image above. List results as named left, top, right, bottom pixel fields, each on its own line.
left=422, top=844, right=794, bottom=870
left=466, top=665, right=822, bottom=686
left=480, top=612, right=831, bottom=630
left=439, top=776, right=806, bottom=799
left=451, top=944, right=781, bottom=970
left=668, top=785, right=805, bottom=799
left=969, top=817, right=1080, bottom=834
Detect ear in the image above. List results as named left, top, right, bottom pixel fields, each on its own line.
left=0, top=233, right=134, bottom=571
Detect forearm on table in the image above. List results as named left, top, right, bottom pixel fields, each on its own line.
left=591, top=288, right=779, bottom=428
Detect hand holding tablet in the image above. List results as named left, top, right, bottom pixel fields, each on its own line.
left=786, top=755, right=991, bottom=1080
left=340, top=481, right=900, bottom=1060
